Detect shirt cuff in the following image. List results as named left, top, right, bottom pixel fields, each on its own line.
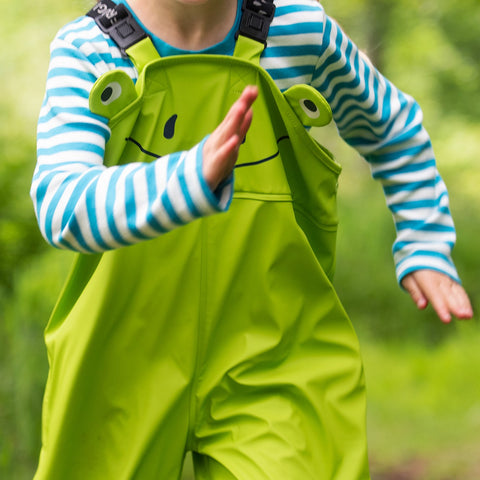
left=181, top=135, right=233, bottom=216
left=395, top=250, right=461, bottom=285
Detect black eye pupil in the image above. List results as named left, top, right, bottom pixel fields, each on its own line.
left=303, top=99, right=318, bottom=113
left=101, top=87, right=113, bottom=102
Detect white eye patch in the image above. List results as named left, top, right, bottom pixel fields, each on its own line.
left=300, top=98, right=321, bottom=119
left=100, top=82, right=123, bottom=105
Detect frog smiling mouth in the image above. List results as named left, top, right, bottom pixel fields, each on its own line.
left=125, top=135, right=290, bottom=169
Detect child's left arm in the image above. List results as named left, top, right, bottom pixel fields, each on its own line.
left=312, top=13, right=473, bottom=321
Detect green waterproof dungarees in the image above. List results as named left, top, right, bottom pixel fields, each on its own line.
left=35, top=2, right=371, bottom=479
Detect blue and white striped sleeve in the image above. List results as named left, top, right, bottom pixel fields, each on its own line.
left=32, top=19, right=232, bottom=253
left=312, top=13, right=459, bottom=284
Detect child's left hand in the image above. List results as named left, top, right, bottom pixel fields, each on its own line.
left=401, top=269, right=473, bottom=323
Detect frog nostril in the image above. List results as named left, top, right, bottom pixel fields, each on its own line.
left=164, top=114, right=178, bottom=139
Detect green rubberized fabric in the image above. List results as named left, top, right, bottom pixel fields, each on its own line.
left=35, top=35, right=370, bottom=480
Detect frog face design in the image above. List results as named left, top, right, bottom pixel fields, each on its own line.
left=89, top=64, right=332, bottom=173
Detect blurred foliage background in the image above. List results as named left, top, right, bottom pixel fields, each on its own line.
left=0, top=0, right=479, bottom=478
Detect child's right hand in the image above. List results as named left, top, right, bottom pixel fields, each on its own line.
left=203, top=86, right=258, bottom=192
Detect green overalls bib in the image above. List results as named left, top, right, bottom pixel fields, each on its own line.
left=35, top=2, right=370, bottom=479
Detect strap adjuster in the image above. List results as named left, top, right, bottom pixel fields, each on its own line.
left=237, top=0, right=276, bottom=46
left=87, top=1, right=147, bottom=55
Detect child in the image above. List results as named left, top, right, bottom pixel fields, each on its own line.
left=32, top=0, right=472, bottom=479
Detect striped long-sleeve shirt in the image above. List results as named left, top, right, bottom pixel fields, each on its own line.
left=31, top=0, right=460, bottom=284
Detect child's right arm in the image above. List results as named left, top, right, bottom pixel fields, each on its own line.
left=31, top=18, right=249, bottom=253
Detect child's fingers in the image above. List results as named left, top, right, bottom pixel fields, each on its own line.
left=213, top=134, right=241, bottom=168
left=402, top=270, right=473, bottom=323
left=203, top=87, right=258, bottom=190
left=234, top=85, right=259, bottom=112
left=219, top=86, right=258, bottom=141
left=433, top=276, right=473, bottom=321
left=426, top=288, right=454, bottom=324
left=403, top=271, right=452, bottom=322
left=238, top=106, right=254, bottom=141
left=205, top=86, right=256, bottom=160
left=402, top=274, right=428, bottom=310
left=424, top=273, right=472, bottom=322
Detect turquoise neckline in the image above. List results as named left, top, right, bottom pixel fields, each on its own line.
left=118, top=0, right=242, bottom=57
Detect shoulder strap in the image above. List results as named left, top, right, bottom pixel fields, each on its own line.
left=87, top=0, right=148, bottom=56
left=87, top=0, right=276, bottom=64
left=237, top=0, right=276, bottom=47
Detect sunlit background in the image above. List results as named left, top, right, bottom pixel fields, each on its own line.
left=1, top=1, right=479, bottom=478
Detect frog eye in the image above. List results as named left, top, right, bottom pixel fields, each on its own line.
left=100, top=82, right=123, bottom=106
left=89, top=71, right=137, bottom=119
left=284, top=85, right=332, bottom=127
left=300, top=98, right=320, bottom=119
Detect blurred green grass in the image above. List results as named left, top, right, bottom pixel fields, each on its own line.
left=364, top=326, right=480, bottom=478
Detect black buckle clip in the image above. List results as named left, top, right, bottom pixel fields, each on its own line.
left=93, top=3, right=147, bottom=55
left=237, top=0, right=276, bottom=46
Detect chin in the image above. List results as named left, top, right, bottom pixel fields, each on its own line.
left=176, top=0, right=212, bottom=4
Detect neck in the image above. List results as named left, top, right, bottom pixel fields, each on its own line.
left=127, top=0, right=238, bottom=51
